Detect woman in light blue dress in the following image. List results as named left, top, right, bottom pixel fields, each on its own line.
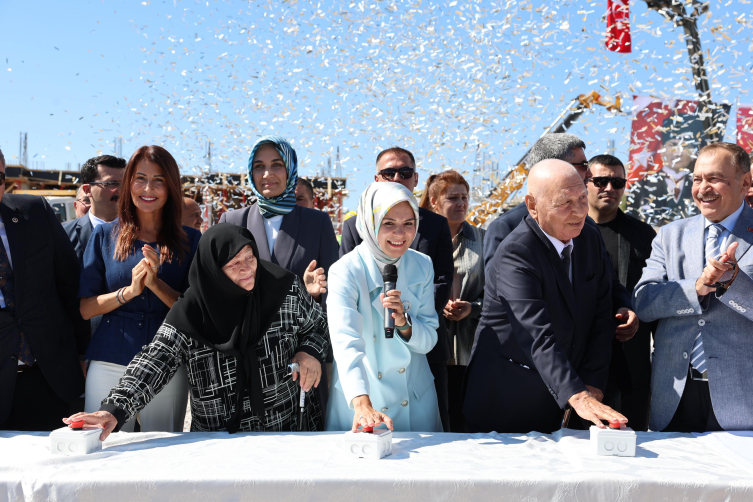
left=325, top=182, right=442, bottom=432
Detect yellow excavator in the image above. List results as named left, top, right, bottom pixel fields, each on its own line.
left=466, top=91, right=622, bottom=227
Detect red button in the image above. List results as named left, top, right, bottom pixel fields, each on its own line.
left=71, top=420, right=85, bottom=430
left=608, top=420, right=621, bottom=429
left=361, top=426, right=374, bottom=433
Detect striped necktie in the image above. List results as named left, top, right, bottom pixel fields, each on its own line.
left=690, top=223, right=725, bottom=373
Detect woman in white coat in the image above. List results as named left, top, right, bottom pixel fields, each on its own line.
left=325, top=182, right=442, bottom=432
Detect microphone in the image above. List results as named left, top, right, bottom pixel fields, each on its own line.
left=383, top=264, right=398, bottom=339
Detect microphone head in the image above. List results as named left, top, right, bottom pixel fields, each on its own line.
left=382, top=264, right=398, bottom=283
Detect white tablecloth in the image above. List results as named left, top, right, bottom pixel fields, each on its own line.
left=1, top=429, right=752, bottom=501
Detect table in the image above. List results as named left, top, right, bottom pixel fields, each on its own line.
left=2, top=429, right=752, bottom=501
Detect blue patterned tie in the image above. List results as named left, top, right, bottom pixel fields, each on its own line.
left=0, top=240, right=34, bottom=365
left=690, top=224, right=724, bottom=373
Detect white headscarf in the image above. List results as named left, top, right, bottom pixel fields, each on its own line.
left=356, top=182, right=420, bottom=268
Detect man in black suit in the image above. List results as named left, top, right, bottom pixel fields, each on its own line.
left=483, top=133, right=639, bottom=345
left=463, top=159, right=627, bottom=433
left=587, top=154, right=657, bottom=431
left=63, top=155, right=125, bottom=264
left=0, top=148, right=90, bottom=431
left=340, top=147, right=454, bottom=432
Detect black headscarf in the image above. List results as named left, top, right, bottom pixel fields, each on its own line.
left=165, top=223, right=296, bottom=433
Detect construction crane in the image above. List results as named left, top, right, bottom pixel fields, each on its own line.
left=466, top=91, right=622, bottom=227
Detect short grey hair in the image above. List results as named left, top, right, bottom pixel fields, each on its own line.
left=0, top=148, right=5, bottom=169
left=525, top=133, right=586, bottom=167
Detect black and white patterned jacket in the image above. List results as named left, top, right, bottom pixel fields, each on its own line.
left=101, top=277, right=330, bottom=432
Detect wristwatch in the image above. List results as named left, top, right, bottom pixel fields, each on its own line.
left=396, top=313, right=412, bottom=332
left=704, top=262, right=739, bottom=294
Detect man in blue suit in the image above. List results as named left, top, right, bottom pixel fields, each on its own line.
left=483, top=134, right=639, bottom=349
left=340, top=147, right=454, bottom=432
left=463, top=159, right=627, bottom=433
left=634, top=142, right=753, bottom=432
left=63, top=155, right=125, bottom=264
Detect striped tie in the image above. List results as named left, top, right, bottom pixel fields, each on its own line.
left=690, top=224, right=725, bottom=373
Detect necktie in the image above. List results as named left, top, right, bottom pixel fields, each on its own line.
left=690, top=224, right=725, bottom=373
left=561, top=245, right=572, bottom=283
left=0, top=239, right=35, bottom=365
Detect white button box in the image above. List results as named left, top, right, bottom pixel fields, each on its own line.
left=343, top=429, right=393, bottom=459
left=590, top=425, right=636, bottom=457
left=50, top=427, right=103, bottom=456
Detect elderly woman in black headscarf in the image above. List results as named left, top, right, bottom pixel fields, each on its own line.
left=63, top=224, right=329, bottom=438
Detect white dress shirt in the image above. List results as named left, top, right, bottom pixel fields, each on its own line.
left=537, top=222, right=574, bottom=282
left=88, top=211, right=116, bottom=229
left=263, top=215, right=284, bottom=256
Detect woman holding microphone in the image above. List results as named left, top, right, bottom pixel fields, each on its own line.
left=325, top=182, right=442, bottom=432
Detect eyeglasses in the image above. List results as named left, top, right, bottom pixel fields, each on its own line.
left=89, top=181, right=122, bottom=188
left=588, top=176, right=627, bottom=190
left=378, top=167, right=415, bottom=180
left=75, top=198, right=91, bottom=206
left=570, top=161, right=590, bottom=170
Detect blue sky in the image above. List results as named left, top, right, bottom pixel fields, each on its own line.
left=1, top=0, right=751, bottom=209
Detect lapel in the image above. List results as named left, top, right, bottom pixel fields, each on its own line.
left=524, top=216, right=577, bottom=318
left=0, top=200, right=25, bottom=304
left=273, top=205, right=300, bottom=271
left=359, top=246, right=388, bottom=318
left=571, top=233, right=588, bottom=325
left=685, top=214, right=706, bottom=280
left=246, top=204, right=272, bottom=262
left=79, top=216, right=93, bottom=250
left=411, top=208, right=427, bottom=251
left=727, top=204, right=753, bottom=263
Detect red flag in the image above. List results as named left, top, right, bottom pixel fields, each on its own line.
left=737, top=105, right=753, bottom=153
left=606, top=0, right=632, bottom=53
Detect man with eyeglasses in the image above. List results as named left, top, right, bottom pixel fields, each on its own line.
left=73, top=187, right=91, bottom=219
left=586, top=154, right=657, bottom=431
left=340, top=147, right=455, bottom=432
left=63, top=155, right=126, bottom=265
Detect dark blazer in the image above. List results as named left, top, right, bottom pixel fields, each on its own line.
left=63, top=215, right=94, bottom=266
left=484, top=202, right=632, bottom=312
left=0, top=195, right=89, bottom=424
left=463, top=215, right=614, bottom=433
left=219, top=203, right=339, bottom=286
left=599, top=210, right=657, bottom=431
left=339, top=207, right=454, bottom=363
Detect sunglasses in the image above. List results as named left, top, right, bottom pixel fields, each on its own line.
left=570, top=161, right=590, bottom=170
left=588, top=176, right=627, bottom=190
left=89, top=181, right=122, bottom=188
left=379, top=167, right=415, bottom=181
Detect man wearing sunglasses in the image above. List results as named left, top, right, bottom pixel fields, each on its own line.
left=586, top=154, right=657, bottom=431
left=0, top=148, right=89, bottom=431
left=340, top=147, right=455, bottom=432
left=63, top=155, right=126, bottom=265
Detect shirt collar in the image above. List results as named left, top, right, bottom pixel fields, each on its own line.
left=536, top=221, right=573, bottom=257
left=88, top=211, right=117, bottom=229
left=704, top=202, right=745, bottom=233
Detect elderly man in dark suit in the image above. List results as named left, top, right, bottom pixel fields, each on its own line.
left=463, top=159, right=627, bottom=433
left=0, top=148, right=90, bottom=431
left=483, top=133, right=639, bottom=357
left=340, top=147, right=454, bottom=432
left=63, top=155, right=126, bottom=264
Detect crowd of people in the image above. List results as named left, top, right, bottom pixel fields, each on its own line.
left=0, top=133, right=751, bottom=440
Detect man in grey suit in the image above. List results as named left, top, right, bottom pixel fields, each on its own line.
left=634, top=142, right=753, bottom=432
left=63, top=155, right=125, bottom=265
